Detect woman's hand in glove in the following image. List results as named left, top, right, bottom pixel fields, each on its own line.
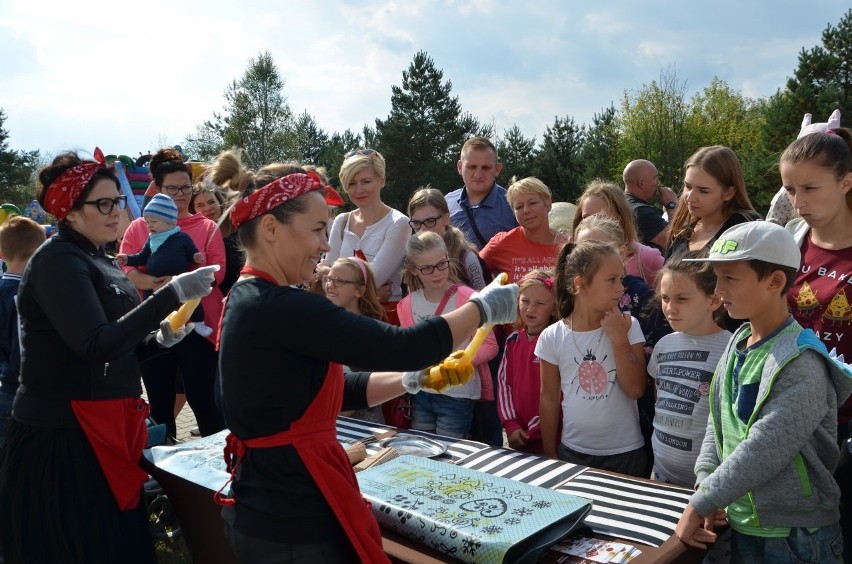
left=161, top=265, right=220, bottom=302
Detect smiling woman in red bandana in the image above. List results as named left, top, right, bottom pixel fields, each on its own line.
left=0, top=151, right=216, bottom=563
left=215, top=157, right=520, bottom=563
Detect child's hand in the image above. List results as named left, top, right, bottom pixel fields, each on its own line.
left=193, top=252, right=205, bottom=264
left=115, top=254, right=128, bottom=267
left=507, top=429, right=529, bottom=449
left=675, top=503, right=718, bottom=549
left=601, top=304, right=631, bottom=343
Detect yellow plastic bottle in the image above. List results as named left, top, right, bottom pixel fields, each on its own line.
left=166, top=298, right=201, bottom=332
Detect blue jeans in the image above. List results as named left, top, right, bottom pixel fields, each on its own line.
left=410, top=394, right=474, bottom=439
left=0, top=389, right=14, bottom=449
left=731, top=523, right=844, bottom=564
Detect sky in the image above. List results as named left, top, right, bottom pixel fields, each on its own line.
left=1, top=0, right=849, bottom=159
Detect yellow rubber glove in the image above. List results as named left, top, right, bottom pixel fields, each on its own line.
left=422, top=351, right=475, bottom=392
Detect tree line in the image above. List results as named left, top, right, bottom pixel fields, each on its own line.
left=1, top=9, right=850, bottom=214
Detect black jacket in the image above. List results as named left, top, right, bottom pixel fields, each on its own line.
left=14, top=224, right=180, bottom=427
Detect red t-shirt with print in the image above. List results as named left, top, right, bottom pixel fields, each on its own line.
left=788, top=236, right=852, bottom=424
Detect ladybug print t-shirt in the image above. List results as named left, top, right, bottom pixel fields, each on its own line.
left=536, top=317, right=645, bottom=456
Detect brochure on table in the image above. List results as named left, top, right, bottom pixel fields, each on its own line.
left=357, top=455, right=592, bottom=564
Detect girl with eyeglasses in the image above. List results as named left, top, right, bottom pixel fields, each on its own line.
left=317, top=149, right=409, bottom=324
left=325, top=257, right=389, bottom=424
left=119, top=148, right=226, bottom=440
left=408, top=186, right=490, bottom=290
left=397, top=231, right=498, bottom=438
left=0, top=152, right=216, bottom=563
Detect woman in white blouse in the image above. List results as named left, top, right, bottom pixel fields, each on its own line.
left=317, top=149, right=409, bottom=323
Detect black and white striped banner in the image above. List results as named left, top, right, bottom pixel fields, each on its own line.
left=455, top=447, right=587, bottom=489
left=336, top=417, right=489, bottom=463
left=555, top=470, right=693, bottom=547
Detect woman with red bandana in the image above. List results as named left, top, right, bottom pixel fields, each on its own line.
left=120, top=148, right=227, bottom=440
left=216, top=167, right=519, bottom=562
left=0, top=152, right=217, bottom=563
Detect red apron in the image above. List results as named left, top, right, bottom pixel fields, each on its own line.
left=70, top=397, right=149, bottom=510
left=215, top=361, right=389, bottom=563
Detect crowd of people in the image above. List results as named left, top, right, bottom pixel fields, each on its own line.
left=0, top=115, right=849, bottom=562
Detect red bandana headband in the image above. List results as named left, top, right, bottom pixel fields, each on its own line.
left=44, top=147, right=107, bottom=220
left=230, top=171, right=343, bottom=228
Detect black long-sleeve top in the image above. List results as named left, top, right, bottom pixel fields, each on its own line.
left=14, top=224, right=180, bottom=428
left=218, top=277, right=454, bottom=543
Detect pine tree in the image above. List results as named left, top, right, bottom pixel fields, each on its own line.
left=0, top=109, right=40, bottom=208
left=375, top=51, right=488, bottom=210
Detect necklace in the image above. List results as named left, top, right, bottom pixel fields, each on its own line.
left=568, top=317, right=604, bottom=363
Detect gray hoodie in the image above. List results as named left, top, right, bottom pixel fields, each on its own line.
left=691, top=324, right=852, bottom=529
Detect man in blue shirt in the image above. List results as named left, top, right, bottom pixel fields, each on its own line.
left=447, top=137, right=517, bottom=250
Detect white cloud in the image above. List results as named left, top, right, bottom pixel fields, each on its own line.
left=0, top=0, right=848, bottom=157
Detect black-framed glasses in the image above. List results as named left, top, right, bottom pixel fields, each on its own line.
left=322, top=275, right=359, bottom=288
left=414, top=258, right=450, bottom=275
left=162, top=184, right=194, bottom=196
left=409, top=215, right=444, bottom=231
left=81, top=196, right=127, bottom=215
left=344, top=148, right=376, bottom=159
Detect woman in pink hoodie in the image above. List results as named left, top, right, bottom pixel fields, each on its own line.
left=120, top=148, right=226, bottom=440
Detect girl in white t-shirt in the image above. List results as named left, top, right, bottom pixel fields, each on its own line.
left=397, top=231, right=497, bottom=438
left=537, top=240, right=648, bottom=477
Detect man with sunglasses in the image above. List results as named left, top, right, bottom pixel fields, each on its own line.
left=447, top=137, right=517, bottom=250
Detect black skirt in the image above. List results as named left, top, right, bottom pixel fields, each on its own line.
left=0, top=420, right=156, bottom=564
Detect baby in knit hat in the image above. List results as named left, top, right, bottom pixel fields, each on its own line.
left=117, top=194, right=210, bottom=335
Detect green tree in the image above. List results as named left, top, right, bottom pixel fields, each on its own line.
left=762, top=9, right=852, bottom=153
left=533, top=115, right=586, bottom=202
left=0, top=109, right=40, bottom=209
left=496, top=125, right=536, bottom=186
left=689, top=78, right=773, bottom=210
left=579, top=105, right=620, bottom=185
left=186, top=51, right=294, bottom=168
left=618, top=67, right=694, bottom=188
left=375, top=51, right=488, bottom=209
left=292, top=111, right=329, bottom=166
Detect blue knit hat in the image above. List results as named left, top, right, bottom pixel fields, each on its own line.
left=144, top=194, right=178, bottom=226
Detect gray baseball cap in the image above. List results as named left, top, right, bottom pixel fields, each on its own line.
left=682, top=221, right=801, bottom=270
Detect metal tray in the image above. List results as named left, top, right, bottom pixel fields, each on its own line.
left=380, top=434, right=447, bottom=458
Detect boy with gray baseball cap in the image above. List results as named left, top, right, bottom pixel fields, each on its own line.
left=676, top=221, right=850, bottom=561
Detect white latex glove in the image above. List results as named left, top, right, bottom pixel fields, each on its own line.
left=401, top=371, right=425, bottom=394
left=164, top=265, right=220, bottom=302
left=156, top=318, right=195, bottom=348
left=469, top=277, right=520, bottom=325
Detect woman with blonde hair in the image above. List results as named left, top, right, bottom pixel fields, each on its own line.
left=408, top=186, right=489, bottom=290
left=480, top=176, right=568, bottom=283
left=573, top=179, right=664, bottom=285
left=318, top=149, right=409, bottom=324
left=666, top=146, right=760, bottom=259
